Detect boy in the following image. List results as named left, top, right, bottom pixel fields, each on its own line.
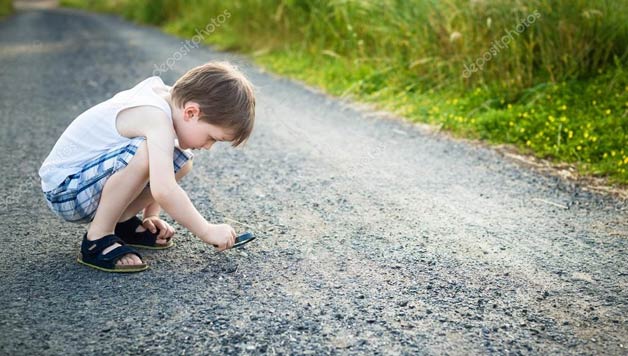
left=39, top=61, right=255, bottom=273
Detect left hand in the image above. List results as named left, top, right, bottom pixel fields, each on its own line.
left=142, top=216, right=175, bottom=240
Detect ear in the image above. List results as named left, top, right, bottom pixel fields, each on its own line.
left=183, top=101, right=201, bottom=121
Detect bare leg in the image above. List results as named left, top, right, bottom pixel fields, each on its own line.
left=86, top=141, right=151, bottom=266
left=116, top=160, right=193, bottom=245
left=118, top=159, right=193, bottom=222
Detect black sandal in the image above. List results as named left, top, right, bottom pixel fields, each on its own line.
left=115, top=216, right=174, bottom=250
left=77, top=233, right=148, bottom=273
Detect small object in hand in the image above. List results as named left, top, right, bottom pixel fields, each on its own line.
left=233, top=232, right=256, bottom=248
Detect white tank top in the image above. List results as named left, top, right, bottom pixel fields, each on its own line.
left=39, top=76, right=173, bottom=192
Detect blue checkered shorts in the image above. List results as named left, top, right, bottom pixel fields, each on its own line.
left=43, top=137, right=193, bottom=224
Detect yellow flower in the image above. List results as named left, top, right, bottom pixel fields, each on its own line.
left=605, top=109, right=611, bottom=115
left=520, top=128, right=525, bottom=133
left=560, top=116, right=568, bottom=122
left=624, top=157, right=628, bottom=164
left=568, top=131, right=573, bottom=138
left=611, top=151, right=616, bottom=156
left=548, top=115, right=555, bottom=122
left=592, top=100, right=597, bottom=105
left=591, top=136, right=597, bottom=142
left=577, top=145, right=582, bottom=151
left=603, top=153, right=608, bottom=158
left=507, top=104, right=512, bottom=110
left=509, top=121, right=514, bottom=126
left=559, top=104, right=567, bottom=111
left=526, top=140, right=532, bottom=146
left=584, top=132, right=589, bottom=138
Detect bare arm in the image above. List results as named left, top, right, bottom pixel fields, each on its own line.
left=116, top=105, right=235, bottom=251
left=137, top=110, right=209, bottom=238
left=119, top=106, right=235, bottom=250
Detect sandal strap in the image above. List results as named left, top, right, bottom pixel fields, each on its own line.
left=98, top=244, right=143, bottom=263
left=81, top=234, right=125, bottom=257
left=116, top=217, right=167, bottom=246
left=129, top=229, right=160, bottom=245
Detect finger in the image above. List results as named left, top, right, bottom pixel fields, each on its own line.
left=152, top=220, right=164, bottom=231
left=155, top=220, right=168, bottom=232
left=145, top=221, right=157, bottom=234
left=156, top=224, right=167, bottom=239
left=163, top=222, right=172, bottom=231
left=230, top=228, right=236, bottom=238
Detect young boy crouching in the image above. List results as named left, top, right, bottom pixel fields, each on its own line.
left=39, top=62, right=255, bottom=273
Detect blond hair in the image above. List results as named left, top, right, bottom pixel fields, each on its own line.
left=171, top=61, right=255, bottom=147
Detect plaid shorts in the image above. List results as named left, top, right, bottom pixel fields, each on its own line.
left=43, top=137, right=193, bottom=224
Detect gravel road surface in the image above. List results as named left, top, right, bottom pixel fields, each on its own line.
left=0, top=7, right=626, bottom=355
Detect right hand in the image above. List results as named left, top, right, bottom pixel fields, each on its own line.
left=200, top=223, right=236, bottom=251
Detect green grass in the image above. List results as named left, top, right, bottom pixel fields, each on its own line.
left=0, top=0, right=13, bottom=18
left=61, top=0, right=628, bottom=185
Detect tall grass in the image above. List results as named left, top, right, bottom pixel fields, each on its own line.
left=80, top=0, right=628, bottom=93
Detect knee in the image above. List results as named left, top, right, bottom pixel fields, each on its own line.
left=175, top=159, right=193, bottom=181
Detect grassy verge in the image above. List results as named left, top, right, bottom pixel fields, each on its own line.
left=61, top=0, right=628, bottom=185
left=0, top=0, right=13, bottom=18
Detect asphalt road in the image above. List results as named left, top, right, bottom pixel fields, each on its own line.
left=0, top=7, right=626, bottom=355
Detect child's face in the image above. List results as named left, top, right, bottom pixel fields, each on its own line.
left=176, top=102, right=234, bottom=150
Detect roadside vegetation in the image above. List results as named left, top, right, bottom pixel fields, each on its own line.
left=61, top=0, right=628, bottom=184
left=0, top=0, right=13, bottom=18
